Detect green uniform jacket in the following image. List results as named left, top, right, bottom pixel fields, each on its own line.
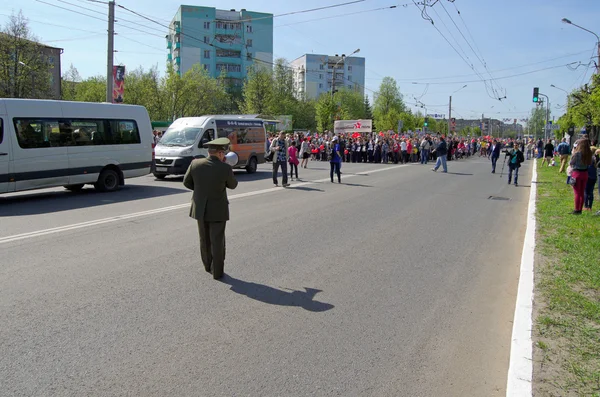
left=183, top=156, right=238, bottom=222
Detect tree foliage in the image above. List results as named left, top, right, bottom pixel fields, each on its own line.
left=373, top=77, right=406, bottom=131
left=0, top=11, right=53, bottom=98
left=528, top=106, right=550, bottom=139
left=557, top=73, right=600, bottom=142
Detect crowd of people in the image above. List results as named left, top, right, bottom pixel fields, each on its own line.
left=266, top=130, right=532, bottom=184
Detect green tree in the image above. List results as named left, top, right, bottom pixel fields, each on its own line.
left=398, top=111, right=415, bottom=132
left=373, top=77, right=406, bottom=131
left=61, top=63, right=81, bottom=101
left=334, top=88, right=365, bottom=120
left=74, top=76, right=106, bottom=103
left=0, top=10, right=53, bottom=98
left=182, top=64, right=229, bottom=117
left=241, top=67, right=274, bottom=114
left=528, top=106, right=550, bottom=140
left=315, top=93, right=335, bottom=132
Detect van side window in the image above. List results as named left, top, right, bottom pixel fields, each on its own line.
left=0, top=119, right=3, bottom=144
left=13, top=118, right=140, bottom=148
left=199, top=129, right=214, bottom=147
left=217, top=127, right=234, bottom=140
left=110, top=120, right=141, bottom=144
left=237, top=128, right=248, bottom=144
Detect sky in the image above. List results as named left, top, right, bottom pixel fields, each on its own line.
left=2, top=0, right=600, bottom=124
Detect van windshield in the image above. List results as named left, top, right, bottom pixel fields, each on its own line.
left=158, top=127, right=202, bottom=147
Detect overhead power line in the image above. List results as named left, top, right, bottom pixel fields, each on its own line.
left=35, top=0, right=106, bottom=22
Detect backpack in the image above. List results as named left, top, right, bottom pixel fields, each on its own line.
left=517, top=151, right=524, bottom=164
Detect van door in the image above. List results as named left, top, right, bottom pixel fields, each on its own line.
left=12, top=117, right=69, bottom=191
left=196, top=128, right=213, bottom=157
left=0, top=117, right=10, bottom=193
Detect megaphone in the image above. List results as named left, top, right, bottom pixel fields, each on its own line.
left=224, top=151, right=238, bottom=167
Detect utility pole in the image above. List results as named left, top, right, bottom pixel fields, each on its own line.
left=448, top=96, right=452, bottom=137
left=538, top=94, right=550, bottom=141
left=106, top=0, right=115, bottom=103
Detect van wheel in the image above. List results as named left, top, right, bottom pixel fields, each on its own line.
left=95, top=169, right=120, bottom=192
left=246, top=157, right=257, bottom=174
left=64, top=184, right=85, bottom=192
left=153, top=173, right=166, bottom=180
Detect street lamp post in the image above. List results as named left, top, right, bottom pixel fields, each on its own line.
left=448, top=84, right=467, bottom=136
left=562, top=18, right=600, bottom=73
left=537, top=93, right=550, bottom=140
left=330, top=48, right=360, bottom=98
left=330, top=48, right=359, bottom=132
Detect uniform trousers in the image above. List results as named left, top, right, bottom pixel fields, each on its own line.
left=197, top=220, right=227, bottom=279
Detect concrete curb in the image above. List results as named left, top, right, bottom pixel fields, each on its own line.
left=506, top=160, right=537, bottom=396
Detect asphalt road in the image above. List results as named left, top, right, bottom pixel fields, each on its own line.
left=0, top=156, right=531, bottom=396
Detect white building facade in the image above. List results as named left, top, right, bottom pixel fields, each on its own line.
left=290, top=54, right=365, bottom=100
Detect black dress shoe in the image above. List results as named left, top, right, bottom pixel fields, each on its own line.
left=205, top=267, right=212, bottom=273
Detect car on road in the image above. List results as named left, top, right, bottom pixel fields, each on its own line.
left=0, top=99, right=153, bottom=194
left=153, top=115, right=267, bottom=178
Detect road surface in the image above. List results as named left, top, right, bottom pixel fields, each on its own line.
left=1, top=157, right=531, bottom=396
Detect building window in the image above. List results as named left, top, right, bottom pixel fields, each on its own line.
left=204, top=64, right=209, bottom=71
left=348, top=85, right=352, bottom=89
left=347, top=75, right=352, bottom=81
left=319, top=74, right=323, bottom=80
left=217, top=63, right=242, bottom=73
left=204, top=36, right=209, bottom=44
left=348, top=65, right=352, bottom=71
left=319, top=83, right=323, bottom=89
left=204, top=21, right=210, bottom=29
left=246, top=25, right=252, bottom=33
left=247, top=52, right=252, bottom=60
left=246, top=39, right=252, bottom=47
left=319, top=64, right=324, bottom=70
left=204, top=50, right=210, bottom=59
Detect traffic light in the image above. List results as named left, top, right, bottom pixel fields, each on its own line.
left=533, top=87, right=539, bottom=103
left=424, top=117, right=429, bottom=127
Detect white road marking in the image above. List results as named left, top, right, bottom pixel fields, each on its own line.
left=506, top=160, right=536, bottom=396
left=0, top=165, right=405, bottom=245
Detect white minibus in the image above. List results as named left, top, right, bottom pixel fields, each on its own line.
left=0, top=99, right=152, bottom=194
left=153, top=115, right=266, bottom=178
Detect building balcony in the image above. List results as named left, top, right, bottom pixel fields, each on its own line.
left=167, top=41, right=172, bottom=49
left=167, top=53, right=172, bottom=60
left=175, top=56, right=180, bottom=64
left=175, top=42, right=181, bottom=49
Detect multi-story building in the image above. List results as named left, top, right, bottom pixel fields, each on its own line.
left=166, top=6, right=273, bottom=89
left=290, top=54, right=366, bottom=100
left=43, top=44, right=63, bottom=99
left=0, top=33, right=62, bottom=99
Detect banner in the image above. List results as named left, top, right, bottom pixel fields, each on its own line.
left=112, top=65, right=125, bottom=103
left=333, top=119, right=372, bottom=134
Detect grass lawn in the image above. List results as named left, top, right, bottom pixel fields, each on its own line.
left=533, top=159, right=600, bottom=396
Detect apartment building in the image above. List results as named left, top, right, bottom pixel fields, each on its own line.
left=166, top=5, right=273, bottom=89
left=290, top=53, right=365, bottom=99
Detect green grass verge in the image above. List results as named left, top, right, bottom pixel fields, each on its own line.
left=534, top=159, right=600, bottom=396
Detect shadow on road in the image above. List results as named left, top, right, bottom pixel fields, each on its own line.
left=0, top=185, right=185, bottom=216
left=446, top=172, right=474, bottom=176
left=342, top=183, right=372, bottom=187
left=287, top=186, right=324, bottom=192
left=221, top=275, right=334, bottom=312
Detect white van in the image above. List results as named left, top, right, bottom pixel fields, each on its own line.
left=153, top=115, right=266, bottom=178
left=0, top=99, right=152, bottom=194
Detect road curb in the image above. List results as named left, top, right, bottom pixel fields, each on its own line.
left=506, top=160, right=537, bottom=396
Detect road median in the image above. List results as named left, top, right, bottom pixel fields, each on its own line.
left=533, top=159, right=600, bottom=396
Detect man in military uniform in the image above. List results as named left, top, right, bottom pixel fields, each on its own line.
left=183, top=138, right=238, bottom=279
